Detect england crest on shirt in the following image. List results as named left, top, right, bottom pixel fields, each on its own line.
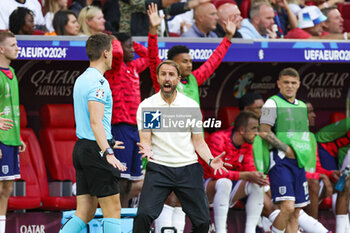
left=279, top=186, right=287, bottom=195
left=2, top=165, right=9, bottom=174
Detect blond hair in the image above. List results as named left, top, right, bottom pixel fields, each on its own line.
left=78, top=6, right=102, bottom=36
left=44, top=0, right=66, bottom=15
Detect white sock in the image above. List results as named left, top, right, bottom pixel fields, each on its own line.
left=268, top=209, right=280, bottom=225
left=0, top=216, right=5, bottom=233
left=172, top=207, right=185, bottom=233
left=336, top=214, right=348, bottom=233
left=345, top=213, right=350, bottom=233
left=244, top=182, right=264, bottom=233
left=262, top=216, right=272, bottom=232
left=213, top=178, right=232, bottom=233
left=298, top=209, right=328, bottom=233
left=271, top=225, right=285, bottom=233
left=332, top=193, right=337, bottom=214
left=155, top=204, right=174, bottom=233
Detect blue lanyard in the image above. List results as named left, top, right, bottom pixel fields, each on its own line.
left=274, top=10, right=284, bottom=38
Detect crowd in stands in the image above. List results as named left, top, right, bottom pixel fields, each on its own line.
left=0, top=0, right=348, bottom=39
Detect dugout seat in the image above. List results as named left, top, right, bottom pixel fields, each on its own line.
left=17, top=105, right=76, bottom=210
left=217, top=106, right=240, bottom=129
left=330, top=112, right=346, bottom=124
left=39, top=104, right=77, bottom=183
left=8, top=106, right=42, bottom=210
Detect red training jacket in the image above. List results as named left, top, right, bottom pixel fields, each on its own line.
left=199, top=126, right=256, bottom=181
left=105, top=40, right=149, bottom=125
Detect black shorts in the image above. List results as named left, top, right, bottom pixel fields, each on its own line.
left=73, top=139, right=120, bottom=197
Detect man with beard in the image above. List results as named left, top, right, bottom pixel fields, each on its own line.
left=134, top=60, right=228, bottom=233
left=238, top=2, right=276, bottom=39
left=146, top=4, right=236, bottom=232
left=201, top=111, right=268, bottom=233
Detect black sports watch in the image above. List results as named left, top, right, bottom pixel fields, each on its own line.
left=103, top=148, right=114, bottom=158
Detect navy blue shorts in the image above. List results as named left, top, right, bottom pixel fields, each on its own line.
left=318, top=144, right=338, bottom=170
left=111, top=124, right=143, bottom=180
left=0, top=142, right=20, bottom=181
left=269, top=149, right=310, bottom=208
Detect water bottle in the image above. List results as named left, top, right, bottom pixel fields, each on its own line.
left=335, top=165, right=350, bottom=192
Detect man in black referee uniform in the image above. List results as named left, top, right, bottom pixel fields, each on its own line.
left=134, top=60, right=229, bottom=233
left=60, top=33, right=127, bottom=233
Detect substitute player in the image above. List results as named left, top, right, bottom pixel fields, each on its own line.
left=260, top=68, right=311, bottom=233
left=202, top=111, right=268, bottom=233
left=0, top=31, right=26, bottom=233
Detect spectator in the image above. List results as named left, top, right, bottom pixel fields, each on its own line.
left=69, top=0, right=103, bottom=16
left=0, top=0, right=45, bottom=30
left=317, top=0, right=344, bottom=10
left=103, top=0, right=120, bottom=33
left=181, top=2, right=219, bottom=37
left=167, top=7, right=193, bottom=36
left=215, top=2, right=243, bottom=38
left=238, top=2, right=276, bottom=39
left=322, top=6, right=345, bottom=34
left=269, top=0, right=298, bottom=37
left=53, top=10, right=80, bottom=35
left=44, top=0, right=68, bottom=33
left=0, top=30, right=26, bottom=233
left=287, top=0, right=304, bottom=16
left=202, top=111, right=268, bottom=233
left=78, top=6, right=106, bottom=36
left=167, top=0, right=214, bottom=36
left=9, top=7, right=36, bottom=35
left=285, top=6, right=349, bottom=39
left=119, top=0, right=204, bottom=36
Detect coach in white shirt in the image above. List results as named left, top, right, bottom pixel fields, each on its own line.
left=134, top=60, right=228, bottom=233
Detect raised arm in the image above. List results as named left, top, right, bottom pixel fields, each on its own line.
left=278, top=0, right=298, bottom=29
left=192, top=17, right=235, bottom=86
left=133, top=41, right=148, bottom=58
left=108, top=39, right=124, bottom=74
left=147, top=3, right=163, bottom=92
